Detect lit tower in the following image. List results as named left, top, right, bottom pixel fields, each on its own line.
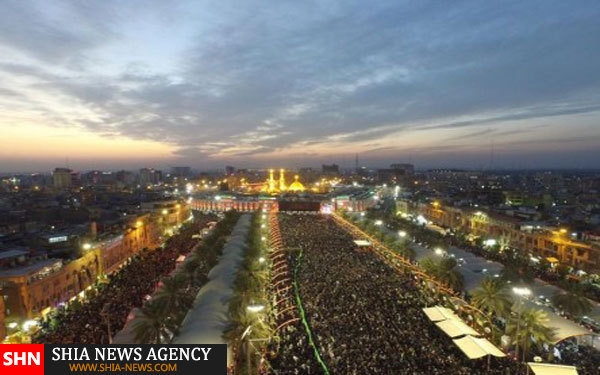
left=279, top=169, right=287, bottom=191
left=268, top=169, right=276, bottom=192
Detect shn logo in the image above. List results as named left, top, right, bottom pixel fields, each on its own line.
left=0, top=344, right=44, bottom=375
left=3, top=352, right=41, bottom=366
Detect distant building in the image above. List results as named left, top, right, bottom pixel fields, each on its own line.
left=322, top=164, right=340, bottom=175
left=116, top=170, right=135, bottom=186
left=171, top=166, right=191, bottom=178
left=225, top=166, right=235, bottom=176
left=377, top=163, right=414, bottom=183
left=139, top=168, right=161, bottom=186
left=52, top=168, right=72, bottom=189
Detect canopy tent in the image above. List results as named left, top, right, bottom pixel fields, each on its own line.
left=527, top=363, right=578, bottom=375
left=452, top=335, right=506, bottom=359
left=435, top=318, right=480, bottom=338
left=353, top=240, right=371, bottom=247
left=172, top=215, right=252, bottom=367
left=422, top=306, right=459, bottom=322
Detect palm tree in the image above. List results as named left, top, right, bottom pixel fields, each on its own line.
left=471, top=277, right=512, bottom=317
left=153, top=273, right=194, bottom=319
left=551, top=284, right=593, bottom=319
left=132, top=302, right=175, bottom=344
left=506, top=308, right=556, bottom=362
left=498, top=235, right=510, bottom=254
left=420, top=257, right=464, bottom=291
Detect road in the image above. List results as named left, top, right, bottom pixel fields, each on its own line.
left=355, top=214, right=600, bottom=349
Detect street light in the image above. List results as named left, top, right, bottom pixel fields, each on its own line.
left=398, top=231, right=407, bottom=238
left=82, top=243, right=92, bottom=251
left=375, top=220, right=383, bottom=226
left=258, top=257, right=266, bottom=263
left=512, top=287, right=531, bottom=362
left=247, top=305, right=265, bottom=313
left=434, top=248, right=445, bottom=256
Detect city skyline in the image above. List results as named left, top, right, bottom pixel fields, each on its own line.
left=1, top=0, right=600, bottom=172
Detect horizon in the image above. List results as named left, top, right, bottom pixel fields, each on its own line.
left=1, top=1, right=600, bottom=171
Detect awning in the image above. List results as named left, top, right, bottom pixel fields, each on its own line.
left=435, top=319, right=480, bottom=338
left=453, top=335, right=506, bottom=359
left=546, top=257, right=559, bottom=263
left=353, top=240, right=371, bottom=247
left=422, top=306, right=459, bottom=322
left=527, top=363, right=578, bottom=375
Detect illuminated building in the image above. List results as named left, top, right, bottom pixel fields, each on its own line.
left=288, top=175, right=306, bottom=192
left=259, top=169, right=306, bottom=194
left=52, top=168, right=72, bottom=189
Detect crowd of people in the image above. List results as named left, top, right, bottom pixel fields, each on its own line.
left=269, top=213, right=520, bottom=375
left=33, top=214, right=217, bottom=344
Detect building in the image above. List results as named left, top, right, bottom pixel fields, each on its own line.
left=139, top=168, right=162, bottom=186
left=0, top=202, right=190, bottom=337
left=404, top=201, right=600, bottom=272
left=52, top=168, right=72, bottom=189
left=171, top=166, right=191, bottom=178
left=377, top=163, right=414, bottom=184
left=322, top=164, right=340, bottom=175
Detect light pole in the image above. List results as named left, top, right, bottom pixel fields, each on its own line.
left=512, top=287, right=531, bottom=363
left=245, top=305, right=266, bottom=375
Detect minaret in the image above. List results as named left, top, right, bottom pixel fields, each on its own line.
left=279, top=169, right=286, bottom=191
left=268, top=169, right=276, bottom=192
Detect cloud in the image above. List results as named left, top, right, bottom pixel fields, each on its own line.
left=1, top=0, right=600, bottom=169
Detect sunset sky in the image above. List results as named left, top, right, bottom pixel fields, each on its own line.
left=1, top=0, right=599, bottom=172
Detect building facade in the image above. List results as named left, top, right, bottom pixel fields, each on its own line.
left=402, top=201, right=600, bottom=272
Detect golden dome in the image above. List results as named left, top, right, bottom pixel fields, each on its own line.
left=287, top=175, right=306, bottom=192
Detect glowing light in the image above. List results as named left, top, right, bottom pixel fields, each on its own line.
left=162, top=209, right=168, bottom=215
left=434, top=248, right=445, bottom=256
left=375, top=220, right=383, bottom=226
left=136, top=220, right=143, bottom=228
left=258, top=257, right=266, bottom=263
left=22, top=320, right=39, bottom=332
left=484, top=239, right=497, bottom=247
left=82, top=243, right=92, bottom=250
left=512, top=287, right=531, bottom=297
left=398, top=231, right=407, bottom=238
left=247, top=305, right=265, bottom=313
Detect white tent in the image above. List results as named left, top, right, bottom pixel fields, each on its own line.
left=172, top=215, right=252, bottom=367
left=435, top=319, right=480, bottom=338
left=527, top=363, right=578, bottom=375
left=422, top=306, right=459, bottom=322
left=353, top=240, right=371, bottom=247
left=452, top=335, right=506, bottom=359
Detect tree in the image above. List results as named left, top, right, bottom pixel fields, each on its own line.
left=153, top=273, right=193, bottom=319
left=420, top=256, right=464, bottom=291
left=506, top=308, right=556, bottom=362
left=551, top=284, right=593, bottom=319
left=132, top=302, right=176, bottom=344
left=471, top=277, right=512, bottom=317
left=498, top=235, right=510, bottom=254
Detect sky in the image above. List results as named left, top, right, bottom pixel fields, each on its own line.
left=1, top=0, right=599, bottom=172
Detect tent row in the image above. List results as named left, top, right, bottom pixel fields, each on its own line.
left=421, top=306, right=578, bottom=375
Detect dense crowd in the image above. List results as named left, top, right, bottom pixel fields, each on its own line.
left=269, top=214, right=520, bottom=375
left=552, top=341, right=600, bottom=375
left=33, top=214, right=217, bottom=344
